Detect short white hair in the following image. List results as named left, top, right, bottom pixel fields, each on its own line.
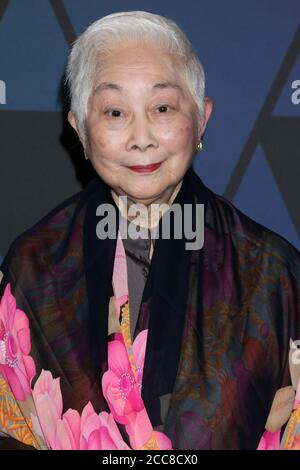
left=65, top=11, right=206, bottom=141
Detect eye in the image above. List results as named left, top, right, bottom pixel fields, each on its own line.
left=156, top=105, right=171, bottom=113
left=105, top=109, right=123, bottom=118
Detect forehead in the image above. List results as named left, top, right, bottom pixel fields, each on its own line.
left=93, top=80, right=184, bottom=96
left=93, top=43, right=186, bottom=94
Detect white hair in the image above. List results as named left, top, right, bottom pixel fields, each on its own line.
left=65, top=11, right=206, bottom=141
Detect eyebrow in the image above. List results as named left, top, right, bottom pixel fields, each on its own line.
left=152, top=81, right=183, bottom=92
left=93, top=81, right=183, bottom=94
left=94, top=82, right=122, bottom=93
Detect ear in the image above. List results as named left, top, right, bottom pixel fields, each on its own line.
left=68, top=111, right=79, bottom=134
left=198, top=97, right=213, bottom=138
left=67, top=111, right=86, bottom=151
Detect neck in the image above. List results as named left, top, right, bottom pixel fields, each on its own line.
left=110, top=180, right=183, bottom=229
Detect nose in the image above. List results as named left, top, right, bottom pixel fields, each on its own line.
left=126, top=114, right=159, bottom=152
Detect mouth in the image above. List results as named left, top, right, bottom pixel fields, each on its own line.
left=128, top=162, right=162, bottom=173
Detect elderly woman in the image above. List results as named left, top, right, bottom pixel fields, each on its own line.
left=0, top=11, right=300, bottom=451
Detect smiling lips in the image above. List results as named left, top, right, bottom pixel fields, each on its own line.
left=128, top=162, right=162, bottom=173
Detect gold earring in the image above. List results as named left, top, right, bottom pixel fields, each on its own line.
left=196, top=141, right=203, bottom=152
left=84, top=150, right=88, bottom=160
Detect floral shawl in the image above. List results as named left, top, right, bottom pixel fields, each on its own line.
left=1, top=166, right=300, bottom=450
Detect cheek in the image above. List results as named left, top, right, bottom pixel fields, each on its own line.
left=161, top=120, right=194, bottom=148
left=87, top=125, right=106, bottom=149
left=180, top=123, right=194, bottom=141
left=87, top=126, right=117, bottom=154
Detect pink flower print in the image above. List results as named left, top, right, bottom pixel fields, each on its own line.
left=102, top=339, right=144, bottom=425
left=294, top=378, right=300, bottom=409
left=155, top=431, right=173, bottom=450
left=125, top=410, right=173, bottom=450
left=112, top=235, right=129, bottom=311
left=32, top=369, right=63, bottom=448
left=132, top=330, right=148, bottom=389
left=0, top=283, right=36, bottom=401
left=257, top=429, right=281, bottom=450
left=32, top=372, right=130, bottom=450
left=54, top=409, right=81, bottom=450
left=97, top=411, right=130, bottom=449
left=55, top=406, right=130, bottom=450
left=102, top=331, right=159, bottom=449
left=125, top=407, right=155, bottom=449
left=82, top=426, right=120, bottom=450
left=80, top=404, right=130, bottom=450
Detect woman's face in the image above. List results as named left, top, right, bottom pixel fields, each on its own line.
left=69, top=42, right=212, bottom=205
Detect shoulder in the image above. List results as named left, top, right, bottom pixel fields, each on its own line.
left=4, top=191, right=82, bottom=258
left=205, top=188, right=300, bottom=281
left=0, top=178, right=100, bottom=284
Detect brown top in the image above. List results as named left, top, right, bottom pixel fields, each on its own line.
left=121, top=216, right=154, bottom=341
